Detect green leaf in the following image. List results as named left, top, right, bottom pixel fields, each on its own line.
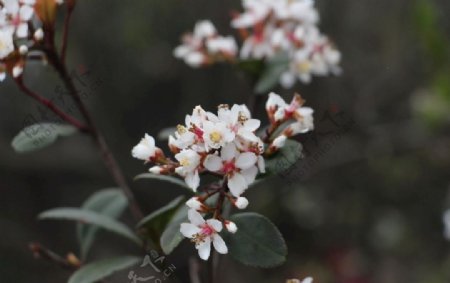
left=68, top=256, right=140, bottom=283
left=77, top=189, right=128, bottom=260
left=11, top=123, right=77, bottom=153
left=160, top=206, right=189, bottom=255
left=254, top=52, right=290, bottom=94
left=137, top=196, right=185, bottom=248
left=265, top=139, right=303, bottom=174
left=134, top=173, right=191, bottom=190
left=223, top=212, right=287, bottom=268
left=237, top=59, right=265, bottom=77
left=39, top=208, right=141, bottom=245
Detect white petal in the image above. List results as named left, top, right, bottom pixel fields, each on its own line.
left=243, top=119, right=260, bottom=131
left=197, top=237, right=211, bottom=260
left=212, top=234, right=228, bottom=254
left=188, top=208, right=205, bottom=226
left=16, top=23, right=28, bottom=38
left=203, top=155, right=222, bottom=172
left=257, top=156, right=266, bottom=174
left=19, top=5, right=34, bottom=21
left=241, top=166, right=258, bottom=185
left=185, top=171, right=200, bottom=191
left=180, top=223, right=201, bottom=238
left=221, top=143, right=238, bottom=161
left=228, top=173, right=248, bottom=197
left=235, top=152, right=257, bottom=170
left=206, top=219, right=222, bottom=232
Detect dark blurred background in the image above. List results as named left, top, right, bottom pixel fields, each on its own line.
left=1, top=0, right=450, bottom=282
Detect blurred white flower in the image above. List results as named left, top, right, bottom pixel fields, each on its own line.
left=0, top=29, right=14, bottom=59
left=132, top=134, right=161, bottom=161
left=174, top=20, right=238, bottom=67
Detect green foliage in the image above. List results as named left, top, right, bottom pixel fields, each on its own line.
left=68, top=256, right=140, bottom=283
left=11, top=123, right=77, bottom=153
left=413, top=0, right=449, bottom=68
left=134, top=173, right=191, bottom=191
left=223, top=212, right=287, bottom=267
left=38, top=208, right=141, bottom=245
left=136, top=196, right=185, bottom=249
left=160, top=206, right=189, bottom=254
left=77, top=189, right=128, bottom=260
left=265, top=139, right=303, bottom=174
left=254, top=53, right=290, bottom=94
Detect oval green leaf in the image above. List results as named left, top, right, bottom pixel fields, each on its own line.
left=160, top=206, right=189, bottom=255
left=254, top=52, right=290, bottom=94
left=77, top=189, right=128, bottom=260
left=11, top=123, right=77, bottom=153
left=39, top=208, right=141, bottom=245
left=223, top=212, right=287, bottom=268
left=265, top=139, right=303, bottom=175
left=134, top=173, right=191, bottom=190
left=68, top=256, right=140, bottom=283
left=137, top=196, right=185, bottom=248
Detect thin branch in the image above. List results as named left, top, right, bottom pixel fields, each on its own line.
left=45, top=46, right=144, bottom=221
left=60, top=3, right=74, bottom=64
left=15, top=78, right=89, bottom=132
left=29, top=242, right=78, bottom=270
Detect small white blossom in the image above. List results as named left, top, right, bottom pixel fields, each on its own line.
left=132, top=134, right=160, bottom=161
left=287, top=277, right=313, bottom=283
left=180, top=209, right=228, bottom=260
left=175, top=149, right=201, bottom=191
left=204, top=143, right=258, bottom=197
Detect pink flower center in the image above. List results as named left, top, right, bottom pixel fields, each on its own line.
left=222, top=161, right=236, bottom=174
left=200, top=224, right=214, bottom=236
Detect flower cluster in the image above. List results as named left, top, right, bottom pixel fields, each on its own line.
left=232, top=0, right=341, bottom=87
left=132, top=93, right=314, bottom=260
left=174, top=20, right=238, bottom=68
left=173, top=0, right=341, bottom=87
left=0, top=0, right=64, bottom=81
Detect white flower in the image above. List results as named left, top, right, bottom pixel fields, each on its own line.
left=217, top=104, right=261, bottom=142
left=235, top=196, right=249, bottom=209
left=194, top=20, right=216, bottom=39
left=206, top=36, right=238, bottom=57
left=204, top=143, right=258, bottom=196
left=224, top=221, right=238, bottom=233
left=2, top=0, right=36, bottom=38
left=149, top=166, right=163, bottom=174
left=202, top=120, right=235, bottom=150
left=175, top=149, right=201, bottom=191
left=180, top=209, right=228, bottom=260
left=0, top=30, right=14, bottom=59
left=132, top=134, right=159, bottom=161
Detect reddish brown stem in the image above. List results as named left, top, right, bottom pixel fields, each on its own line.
left=15, top=78, right=89, bottom=132
left=29, top=242, right=77, bottom=270
left=60, top=3, right=74, bottom=64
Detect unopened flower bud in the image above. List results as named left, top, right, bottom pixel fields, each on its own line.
left=12, top=65, right=23, bottom=78
left=186, top=197, right=202, bottom=210
left=225, top=220, right=237, bottom=233
left=272, top=135, right=287, bottom=149
left=149, top=166, right=163, bottom=174
left=34, top=28, right=44, bottom=41
left=235, top=197, right=249, bottom=209
left=19, top=45, right=28, bottom=55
